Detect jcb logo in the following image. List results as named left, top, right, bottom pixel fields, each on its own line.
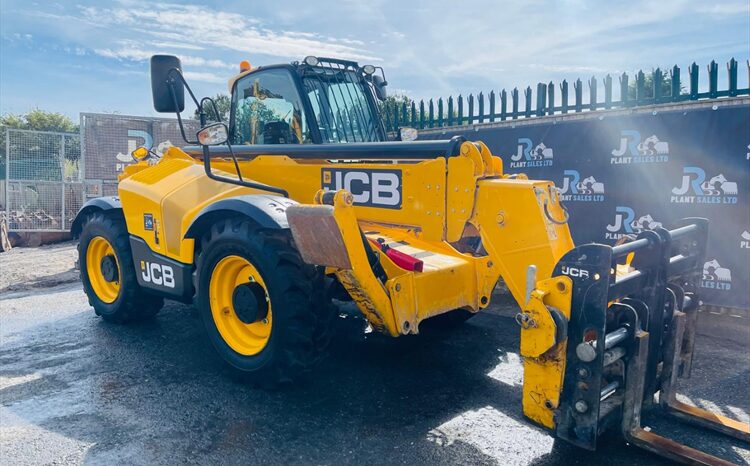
left=141, top=261, right=175, bottom=288
left=321, top=168, right=402, bottom=209
left=561, top=266, right=589, bottom=279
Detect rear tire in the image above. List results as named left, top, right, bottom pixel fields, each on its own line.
left=78, top=212, right=164, bottom=323
left=195, top=219, right=334, bottom=386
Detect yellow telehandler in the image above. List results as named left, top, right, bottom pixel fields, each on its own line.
left=72, top=54, right=748, bottom=464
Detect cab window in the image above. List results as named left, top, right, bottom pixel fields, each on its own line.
left=231, top=69, right=310, bottom=145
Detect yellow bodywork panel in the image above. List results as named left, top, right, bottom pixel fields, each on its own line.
left=118, top=147, right=264, bottom=263
left=520, top=276, right=573, bottom=429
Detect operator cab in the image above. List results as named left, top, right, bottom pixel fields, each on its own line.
left=228, top=56, right=388, bottom=145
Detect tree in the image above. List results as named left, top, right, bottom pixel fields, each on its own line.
left=193, top=94, right=231, bottom=123
left=627, top=69, right=685, bottom=100
left=0, top=109, right=80, bottom=181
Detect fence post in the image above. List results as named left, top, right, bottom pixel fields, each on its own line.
left=466, top=94, right=474, bottom=125
left=60, top=134, right=66, bottom=230
left=523, top=87, right=532, bottom=118
left=560, top=80, right=569, bottom=114
left=547, top=81, right=555, bottom=115
left=619, top=72, right=629, bottom=107
left=708, top=60, right=718, bottom=98
left=535, top=83, right=546, bottom=116
left=604, top=74, right=612, bottom=109
left=727, top=58, right=738, bottom=97
left=458, top=95, right=464, bottom=125
left=589, top=76, right=597, bottom=111
left=653, top=68, right=663, bottom=103
left=489, top=90, right=496, bottom=122
left=635, top=70, right=645, bottom=105
left=671, top=65, right=681, bottom=101
left=478, top=92, right=485, bottom=123
left=574, top=79, right=582, bottom=112
left=500, top=89, right=507, bottom=121
left=419, top=100, right=425, bottom=129
left=447, top=96, right=454, bottom=126
left=511, top=88, right=519, bottom=120
left=689, top=62, right=699, bottom=100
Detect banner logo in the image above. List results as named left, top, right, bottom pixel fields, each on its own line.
left=560, top=170, right=605, bottom=202
left=605, top=206, right=662, bottom=240
left=670, top=167, right=738, bottom=204
left=700, top=259, right=732, bottom=291
left=611, top=130, right=669, bottom=164
left=509, top=138, right=554, bottom=168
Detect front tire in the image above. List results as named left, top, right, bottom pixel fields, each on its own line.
left=195, top=219, right=334, bottom=386
left=78, top=212, right=164, bottom=323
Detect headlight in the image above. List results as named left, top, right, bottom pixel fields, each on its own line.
left=303, top=56, right=319, bottom=66
left=362, top=64, right=376, bottom=75
left=197, top=122, right=229, bottom=146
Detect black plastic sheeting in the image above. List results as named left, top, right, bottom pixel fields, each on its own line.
left=420, top=104, right=750, bottom=309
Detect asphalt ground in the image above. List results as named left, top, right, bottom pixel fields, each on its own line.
left=1, top=281, right=748, bottom=465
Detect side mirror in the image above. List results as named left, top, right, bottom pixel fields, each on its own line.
left=197, top=122, right=229, bottom=146
left=398, top=127, right=418, bottom=142
left=372, top=75, right=387, bottom=101
left=151, top=55, right=185, bottom=113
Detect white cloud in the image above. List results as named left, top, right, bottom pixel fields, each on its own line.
left=76, top=1, right=380, bottom=62
left=183, top=71, right=226, bottom=84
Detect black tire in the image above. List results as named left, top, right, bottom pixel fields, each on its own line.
left=78, top=212, right=164, bottom=323
left=194, top=218, right=335, bottom=386
left=419, top=308, right=476, bottom=331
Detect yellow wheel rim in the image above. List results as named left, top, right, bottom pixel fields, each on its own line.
left=86, top=236, right=121, bottom=304
left=209, top=255, right=272, bottom=356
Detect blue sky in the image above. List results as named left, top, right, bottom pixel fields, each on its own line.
left=1, top=0, right=748, bottom=120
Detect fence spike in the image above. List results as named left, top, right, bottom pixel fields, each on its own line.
left=478, top=91, right=485, bottom=123
left=458, top=94, right=464, bottom=125
left=468, top=93, right=475, bottom=125
left=619, top=72, right=629, bottom=106
left=574, top=79, right=582, bottom=112
left=547, top=81, right=555, bottom=115
left=689, top=62, right=699, bottom=100
left=708, top=60, right=718, bottom=98
left=560, top=80, right=569, bottom=114
left=635, top=70, right=645, bottom=105
left=727, top=58, right=738, bottom=96
left=419, top=100, right=425, bottom=129
left=589, top=75, right=597, bottom=111
left=447, top=96, right=454, bottom=126
left=511, top=88, right=519, bottom=120
left=500, top=89, right=508, bottom=121
left=604, top=74, right=612, bottom=109
left=653, top=68, right=663, bottom=103
left=438, top=98, right=444, bottom=126
left=489, top=90, right=496, bottom=122
left=535, top=83, right=546, bottom=117
left=671, top=65, right=681, bottom=100
left=524, top=86, right=532, bottom=118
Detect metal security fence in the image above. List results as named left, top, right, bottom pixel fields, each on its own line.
left=383, top=58, right=750, bottom=131
left=3, top=128, right=84, bottom=231
left=81, top=112, right=200, bottom=182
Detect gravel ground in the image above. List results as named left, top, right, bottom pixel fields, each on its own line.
left=0, top=243, right=748, bottom=465
left=0, top=241, right=78, bottom=293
